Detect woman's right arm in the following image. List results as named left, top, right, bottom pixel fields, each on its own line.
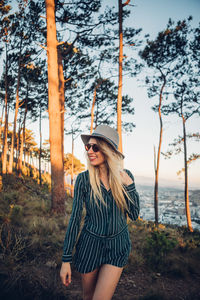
left=62, top=173, right=84, bottom=263
left=60, top=173, right=85, bottom=286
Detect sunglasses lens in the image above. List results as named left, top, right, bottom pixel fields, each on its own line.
left=92, top=144, right=99, bottom=152
left=85, top=144, right=100, bottom=152
left=85, top=144, right=91, bottom=151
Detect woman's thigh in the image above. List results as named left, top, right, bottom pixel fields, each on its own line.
left=93, top=264, right=123, bottom=300
left=81, top=268, right=99, bottom=300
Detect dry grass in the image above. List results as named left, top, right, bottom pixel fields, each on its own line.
left=0, top=173, right=200, bottom=299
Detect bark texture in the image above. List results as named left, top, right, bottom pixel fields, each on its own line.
left=45, top=0, right=65, bottom=214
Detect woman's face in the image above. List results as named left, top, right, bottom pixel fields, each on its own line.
left=87, top=138, right=105, bottom=167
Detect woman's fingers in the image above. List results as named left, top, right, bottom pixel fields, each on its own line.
left=60, top=262, right=72, bottom=286
left=120, top=171, right=133, bottom=185
left=66, top=272, right=71, bottom=286
left=61, top=271, right=71, bottom=286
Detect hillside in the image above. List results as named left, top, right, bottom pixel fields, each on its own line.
left=0, top=174, right=200, bottom=300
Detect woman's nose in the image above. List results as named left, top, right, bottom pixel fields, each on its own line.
left=88, top=147, right=94, bottom=154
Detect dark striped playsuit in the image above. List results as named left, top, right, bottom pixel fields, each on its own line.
left=62, top=169, right=140, bottom=274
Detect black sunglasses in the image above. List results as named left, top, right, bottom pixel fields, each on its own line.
left=85, top=143, right=100, bottom=153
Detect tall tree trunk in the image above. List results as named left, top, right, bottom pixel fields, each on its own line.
left=0, top=106, right=4, bottom=153
left=117, top=0, right=124, bottom=152
left=23, top=152, right=26, bottom=167
left=71, top=131, right=74, bottom=197
left=95, top=96, right=99, bottom=129
left=29, top=152, right=32, bottom=176
left=39, top=99, right=42, bottom=185
left=117, top=0, right=130, bottom=152
left=8, top=38, right=22, bottom=174
left=58, top=48, right=65, bottom=166
left=154, top=74, right=166, bottom=225
left=181, top=102, right=193, bottom=232
left=45, top=0, right=65, bottom=214
left=2, top=43, right=9, bottom=174
left=16, top=119, right=21, bottom=165
left=90, top=80, right=103, bottom=134
left=90, top=86, right=97, bottom=134
left=18, top=92, right=28, bottom=176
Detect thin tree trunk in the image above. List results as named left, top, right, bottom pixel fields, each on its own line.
left=45, top=0, right=65, bottom=214
left=16, top=119, right=21, bottom=165
left=95, top=96, right=99, bottom=129
left=71, top=131, right=74, bottom=197
left=181, top=102, right=193, bottom=232
left=18, top=93, right=28, bottom=176
left=90, top=80, right=105, bottom=133
left=39, top=99, right=42, bottom=185
left=117, top=0, right=123, bottom=152
left=29, top=152, right=32, bottom=176
left=2, top=43, right=9, bottom=174
left=154, top=74, right=166, bottom=225
left=58, top=48, right=65, bottom=167
left=0, top=105, right=4, bottom=153
left=23, top=152, right=26, bottom=166
left=90, top=86, right=97, bottom=134
left=117, top=0, right=130, bottom=152
left=8, top=38, right=22, bottom=174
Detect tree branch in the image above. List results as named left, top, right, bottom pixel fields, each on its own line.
left=122, top=0, right=131, bottom=7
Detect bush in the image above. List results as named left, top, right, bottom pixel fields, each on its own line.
left=3, top=191, right=19, bottom=204
left=10, top=205, right=23, bottom=226
left=0, top=223, right=28, bottom=263
left=144, top=229, right=178, bottom=271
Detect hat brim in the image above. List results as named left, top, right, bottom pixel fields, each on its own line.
left=81, top=134, right=125, bottom=159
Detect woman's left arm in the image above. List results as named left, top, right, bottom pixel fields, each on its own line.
left=121, top=169, right=140, bottom=221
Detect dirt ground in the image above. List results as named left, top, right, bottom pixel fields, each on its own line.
left=64, top=267, right=200, bottom=300
left=1, top=263, right=200, bottom=300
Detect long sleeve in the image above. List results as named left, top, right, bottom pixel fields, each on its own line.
left=124, top=169, right=140, bottom=221
left=62, top=173, right=85, bottom=262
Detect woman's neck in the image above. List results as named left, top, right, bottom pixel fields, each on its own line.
left=98, top=163, right=108, bottom=177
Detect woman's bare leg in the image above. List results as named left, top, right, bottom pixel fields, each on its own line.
left=81, top=268, right=99, bottom=300
left=92, top=264, right=123, bottom=300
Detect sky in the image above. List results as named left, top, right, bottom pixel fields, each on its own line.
left=67, top=0, right=199, bottom=189
left=121, top=0, right=200, bottom=188
left=1, top=0, right=200, bottom=189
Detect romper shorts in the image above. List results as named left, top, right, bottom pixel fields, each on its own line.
left=73, top=225, right=132, bottom=274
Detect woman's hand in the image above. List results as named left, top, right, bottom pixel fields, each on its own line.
left=120, top=170, right=133, bottom=186
left=60, top=262, right=71, bottom=287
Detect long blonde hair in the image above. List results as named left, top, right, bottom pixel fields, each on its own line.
left=87, top=138, right=130, bottom=212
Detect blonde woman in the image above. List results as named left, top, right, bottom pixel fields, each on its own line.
left=60, top=125, right=140, bottom=300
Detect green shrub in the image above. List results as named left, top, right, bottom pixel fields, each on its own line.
left=144, top=229, right=178, bottom=271
left=3, top=191, right=19, bottom=204
left=165, top=255, right=188, bottom=278
left=10, top=205, right=23, bottom=225
left=29, top=216, right=59, bottom=236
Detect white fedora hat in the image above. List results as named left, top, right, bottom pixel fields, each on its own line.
left=81, top=125, right=124, bottom=159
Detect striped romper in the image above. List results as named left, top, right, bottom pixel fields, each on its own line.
left=62, top=169, right=140, bottom=274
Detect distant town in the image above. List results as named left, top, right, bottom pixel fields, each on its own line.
left=137, top=185, right=200, bottom=231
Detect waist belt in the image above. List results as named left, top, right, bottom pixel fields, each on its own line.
left=83, top=225, right=128, bottom=240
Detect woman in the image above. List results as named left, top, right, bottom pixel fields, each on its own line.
left=60, top=125, right=140, bottom=300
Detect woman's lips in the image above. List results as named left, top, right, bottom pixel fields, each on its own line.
left=89, top=156, right=96, bottom=161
